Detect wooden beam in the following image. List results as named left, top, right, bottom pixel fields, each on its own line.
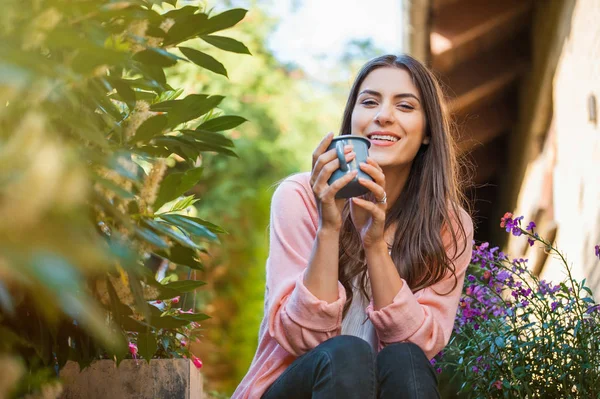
left=461, top=135, right=507, bottom=185
left=431, top=0, right=532, bottom=73
left=455, top=96, right=516, bottom=155
left=441, top=37, right=529, bottom=114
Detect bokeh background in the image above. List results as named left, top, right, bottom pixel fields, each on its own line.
left=192, top=0, right=600, bottom=395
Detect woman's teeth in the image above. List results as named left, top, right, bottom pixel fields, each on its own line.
left=370, top=135, right=399, bottom=142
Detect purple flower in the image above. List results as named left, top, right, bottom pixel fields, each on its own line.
left=595, top=245, right=600, bottom=259
left=586, top=304, right=600, bottom=314
left=527, top=238, right=535, bottom=247
left=496, top=270, right=510, bottom=282
left=436, top=367, right=442, bottom=374
left=467, top=275, right=476, bottom=282
left=551, top=301, right=560, bottom=311
left=526, top=221, right=536, bottom=231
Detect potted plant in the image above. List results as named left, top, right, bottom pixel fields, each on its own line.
left=435, top=213, right=600, bottom=398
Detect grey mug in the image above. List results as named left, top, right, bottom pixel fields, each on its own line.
left=326, top=135, right=372, bottom=199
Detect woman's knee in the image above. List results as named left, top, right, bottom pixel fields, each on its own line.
left=376, top=342, right=439, bottom=398
left=377, top=342, right=435, bottom=378
left=378, top=342, right=429, bottom=365
left=314, top=335, right=374, bottom=369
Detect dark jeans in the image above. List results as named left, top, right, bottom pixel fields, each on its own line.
left=261, top=335, right=440, bottom=399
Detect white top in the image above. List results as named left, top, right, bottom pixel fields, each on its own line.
left=341, top=275, right=378, bottom=352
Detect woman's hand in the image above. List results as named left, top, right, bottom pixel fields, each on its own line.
left=310, top=132, right=357, bottom=231
left=350, top=157, right=387, bottom=249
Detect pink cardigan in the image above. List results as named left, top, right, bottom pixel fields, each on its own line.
left=231, top=173, right=474, bottom=399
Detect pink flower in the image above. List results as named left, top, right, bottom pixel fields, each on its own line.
left=171, top=296, right=180, bottom=304
left=493, top=380, right=502, bottom=389
left=128, top=342, right=138, bottom=356
left=192, top=355, right=203, bottom=369
left=500, top=212, right=513, bottom=228
left=180, top=340, right=187, bottom=347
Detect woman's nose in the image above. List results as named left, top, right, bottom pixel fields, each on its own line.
left=374, top=106, right=394, bottom=126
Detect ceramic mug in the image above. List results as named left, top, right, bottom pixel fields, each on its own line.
left=326, top=135, right=372, bottom=198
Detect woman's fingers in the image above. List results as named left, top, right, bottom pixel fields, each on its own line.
left=312, top=132, right=334, bottom=169
left=314, top=168, right=357, bottom=203
left=360, top=159, right=385, bottom=185
left=351, top=197, right=386, bottom=219
left=357, top=177, right=386, bottom=205
left=311, top=148, right=355, bottom=186
left=358, top=159, right=386, bottom=204
left=312, top=145, right=354, bottom=181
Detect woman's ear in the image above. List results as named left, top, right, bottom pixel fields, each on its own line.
left=422, top=136, right=430, bottom=145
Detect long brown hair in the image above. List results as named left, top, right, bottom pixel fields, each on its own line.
left=338, top=54, right=470, bottom=318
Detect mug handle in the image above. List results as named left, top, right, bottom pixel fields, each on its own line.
left=335, top=140, right=348, bottom=172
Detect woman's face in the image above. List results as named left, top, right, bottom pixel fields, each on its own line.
left=350, top=67, right=428, bottom=170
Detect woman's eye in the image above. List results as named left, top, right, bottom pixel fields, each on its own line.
left=398, top=103, right=415, bottom=110
left=361, top=99, right=377, bottom=106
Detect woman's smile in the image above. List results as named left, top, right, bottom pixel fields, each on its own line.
left=367, top=130, right=401, bottom=147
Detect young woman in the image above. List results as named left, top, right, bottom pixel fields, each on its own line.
left=232, top=54, right=474, bottom=399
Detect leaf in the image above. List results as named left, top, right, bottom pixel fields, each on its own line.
left=106, top=277, right=134, bottom=324
left=174, top=313, right=210, bottom=322
left=134, top=226, right=169, bottom=249
left=197, top=115, right=247, bottom=131
left=163, top=5, right=199, bottom=21
left=494, top=336, right=505, bottom=348
left=154, top=167, right=204, bottom=209
left=137, top=332, right=157, bottom=363
left=185, top=129, right=234, bottom=147
left=201, top=8, right=248, bottom=35
left=93, top=175, right=135, bottom=199
left=200, top=35, right=252, bottom=55
left=130, top=114, right=169, bottom=143
left=135, top=63, right=168, bottom=87
left=167, top=195, right=199, bottom=212
left=162, top=280, right=206, bottom=292
left=129, top=274, right=150, bottom=325
left=150, top=99, right=181, bottom=112
left=108, top=78, right=137, bottom=111
left=164, top=13, right=209, bottom=46
left=160, top=214, right=218, bottom=241
left=191, top=142, right=238, bottom=157
left=174, top=215, right=227, bottom=234
left=143, top=219, right=201, bottom=250
left=155, top=245, right=203, bottom=270
left=179, top=47, right=227, bottom=77
left=107, top=152, right=142, bottom=182
left=200, top=35, right=251, bottom=54
left=133, top=48, right=181, bottom=67
left=154, top=94, right=225, bottom=128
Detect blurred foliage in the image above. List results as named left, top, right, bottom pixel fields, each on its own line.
left=0, top=0, right=250, bottom=396
left=162, top=1, right=349, bottom=393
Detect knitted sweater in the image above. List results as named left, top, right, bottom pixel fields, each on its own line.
left=231, top=172, right=474, bottom=399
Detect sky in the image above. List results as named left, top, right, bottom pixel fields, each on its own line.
left=263, top=0, right=405, bottom=80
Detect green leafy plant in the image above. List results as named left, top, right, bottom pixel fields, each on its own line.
left=436, top=213, right=600, bottom=398
left=0, top=0, right=249, bottom=396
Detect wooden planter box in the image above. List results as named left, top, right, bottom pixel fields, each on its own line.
left=60, top=359, right=204, bottom=399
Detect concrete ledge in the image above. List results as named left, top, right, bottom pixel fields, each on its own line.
left=60, top=359, right=203, bottom=399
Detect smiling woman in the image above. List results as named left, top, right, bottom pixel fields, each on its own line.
left=232, top=54, right=473, bottom=399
